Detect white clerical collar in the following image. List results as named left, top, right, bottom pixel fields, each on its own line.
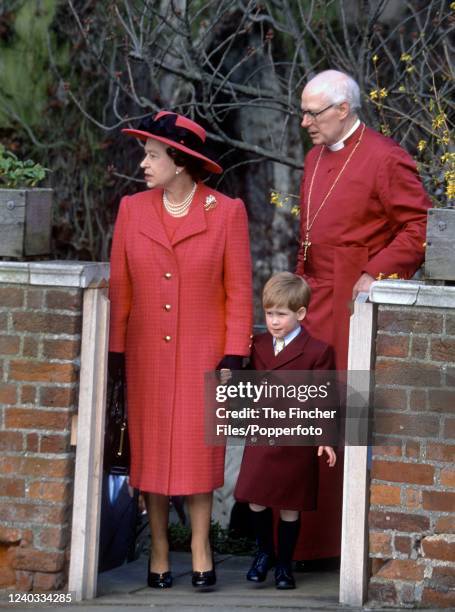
left=328, top=118, right=361, bottom=151
left=273, top=325, right=301, bottom=349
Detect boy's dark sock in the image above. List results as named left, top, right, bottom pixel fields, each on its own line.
left=277, top=517, right=301, bottom=568
left=250, top=507, right=274, bottom=555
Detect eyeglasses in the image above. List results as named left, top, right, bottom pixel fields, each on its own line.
left=301, top=104, right=335, bottom=121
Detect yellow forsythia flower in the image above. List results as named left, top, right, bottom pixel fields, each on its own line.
left=270, top=190, right=284, bottom=207
left=270, top=191, right=279, bottom=204
left=369, top=89, right=378, bottom=100
left=432, top=113, right=446, bottom=129
left=379, top=88, right=388, bottom=98
left=400, top=53, right=412, bottom=62
left=270, top=189, right=300, bottom=212
left=417, top=140, right=427, bottom=152
left=376, top=272, right=400, bottom=280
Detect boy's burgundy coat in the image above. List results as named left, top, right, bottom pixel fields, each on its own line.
left=234, top=326, right=335, bottom=511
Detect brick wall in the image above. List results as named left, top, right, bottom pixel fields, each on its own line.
left=0, top=284, right=81, bottom=592
left=369, top=305, right=455, bottom=608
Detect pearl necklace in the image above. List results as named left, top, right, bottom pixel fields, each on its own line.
left=163, top=183, right=197, bottom=217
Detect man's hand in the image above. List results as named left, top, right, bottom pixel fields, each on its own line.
left=351, top=272, right=375, bottom=301
left=318, top=446, right=337, bottom=467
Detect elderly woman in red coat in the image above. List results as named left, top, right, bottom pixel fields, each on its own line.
left=108, top=111, right=253, bottom=589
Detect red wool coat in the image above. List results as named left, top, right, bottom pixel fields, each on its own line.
left=294, top=124, right=431, bottom=559
left=109, top=183, right=253, bottom=495
left=234, top=327, right=335, bottom=511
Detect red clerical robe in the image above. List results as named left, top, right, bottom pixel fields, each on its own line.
left=294, top=124, right=431, bottom=560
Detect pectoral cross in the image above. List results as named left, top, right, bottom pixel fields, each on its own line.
left=302, top=232, right=312, bottom=261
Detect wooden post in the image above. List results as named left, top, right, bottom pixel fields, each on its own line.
left=0, top=188, right=52, bottom=256
left=425, top=208, right=455, bottom=281
left=339, top=293, right=377, bottom=606
left=68, top=288, right=109, bottom=600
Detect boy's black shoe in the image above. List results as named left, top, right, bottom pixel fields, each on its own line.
left=274, top=564, right=296, bottom=589
left=246, top=551, right=276, bottom=582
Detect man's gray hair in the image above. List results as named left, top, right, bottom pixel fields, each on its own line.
left=306, top=70, right=361, bottom=111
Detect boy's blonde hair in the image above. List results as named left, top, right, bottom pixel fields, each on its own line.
left=262, top=272, right=311, bottom=311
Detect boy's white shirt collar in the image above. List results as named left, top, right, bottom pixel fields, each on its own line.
left=328, top=118, right=361, bottom=151
left=273, top=325, right=301, bottom=348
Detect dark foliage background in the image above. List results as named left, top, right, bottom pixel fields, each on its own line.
left=0, top=0, right=453, bottom=309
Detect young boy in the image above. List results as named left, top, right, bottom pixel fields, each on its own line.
left=232, top=272, right=337, bottom=590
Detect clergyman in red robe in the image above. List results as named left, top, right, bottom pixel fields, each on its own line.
left=293, top=69, right=431, bottom=561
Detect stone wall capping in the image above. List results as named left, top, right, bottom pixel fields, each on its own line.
left=370, top=279, right=455, bottom=309
left=0, top=261, right=109, bottom=288
left=0, top=261, right=30, bottom=284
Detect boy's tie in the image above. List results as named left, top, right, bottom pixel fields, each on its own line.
left=274, top=338, right=285, bottom=356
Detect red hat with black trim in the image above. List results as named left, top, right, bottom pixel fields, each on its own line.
left=122, top=111, right=223, bottom=174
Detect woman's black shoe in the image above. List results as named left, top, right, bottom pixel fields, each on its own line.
left=246, top=551, right=275, bottom=582
left=148, top=570, right=173, bottom=588
left=274, top=564, right=296, bottom=590
left=191, top=567, right=217, bottom=587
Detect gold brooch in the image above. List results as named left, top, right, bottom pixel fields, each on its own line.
left=204, top=194, right=217, bottom=211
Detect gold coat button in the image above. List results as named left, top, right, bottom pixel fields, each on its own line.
left=164, top=335, right=172, bottom=342
left=164, top=272, right=172, bottom=279
left=164, top=304, right=172, bottom=311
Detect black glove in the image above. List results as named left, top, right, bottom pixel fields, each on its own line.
left=108, top=351, right=125, bottom=381
left=216, top=355, right=244, bottom=371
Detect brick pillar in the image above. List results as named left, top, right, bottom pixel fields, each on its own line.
left=0, top=262, right=108, bottom=593
left=368, top=282, right=455, bottom=608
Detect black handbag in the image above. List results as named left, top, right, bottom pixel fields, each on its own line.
left=104, top=376, right=130, bottom=475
